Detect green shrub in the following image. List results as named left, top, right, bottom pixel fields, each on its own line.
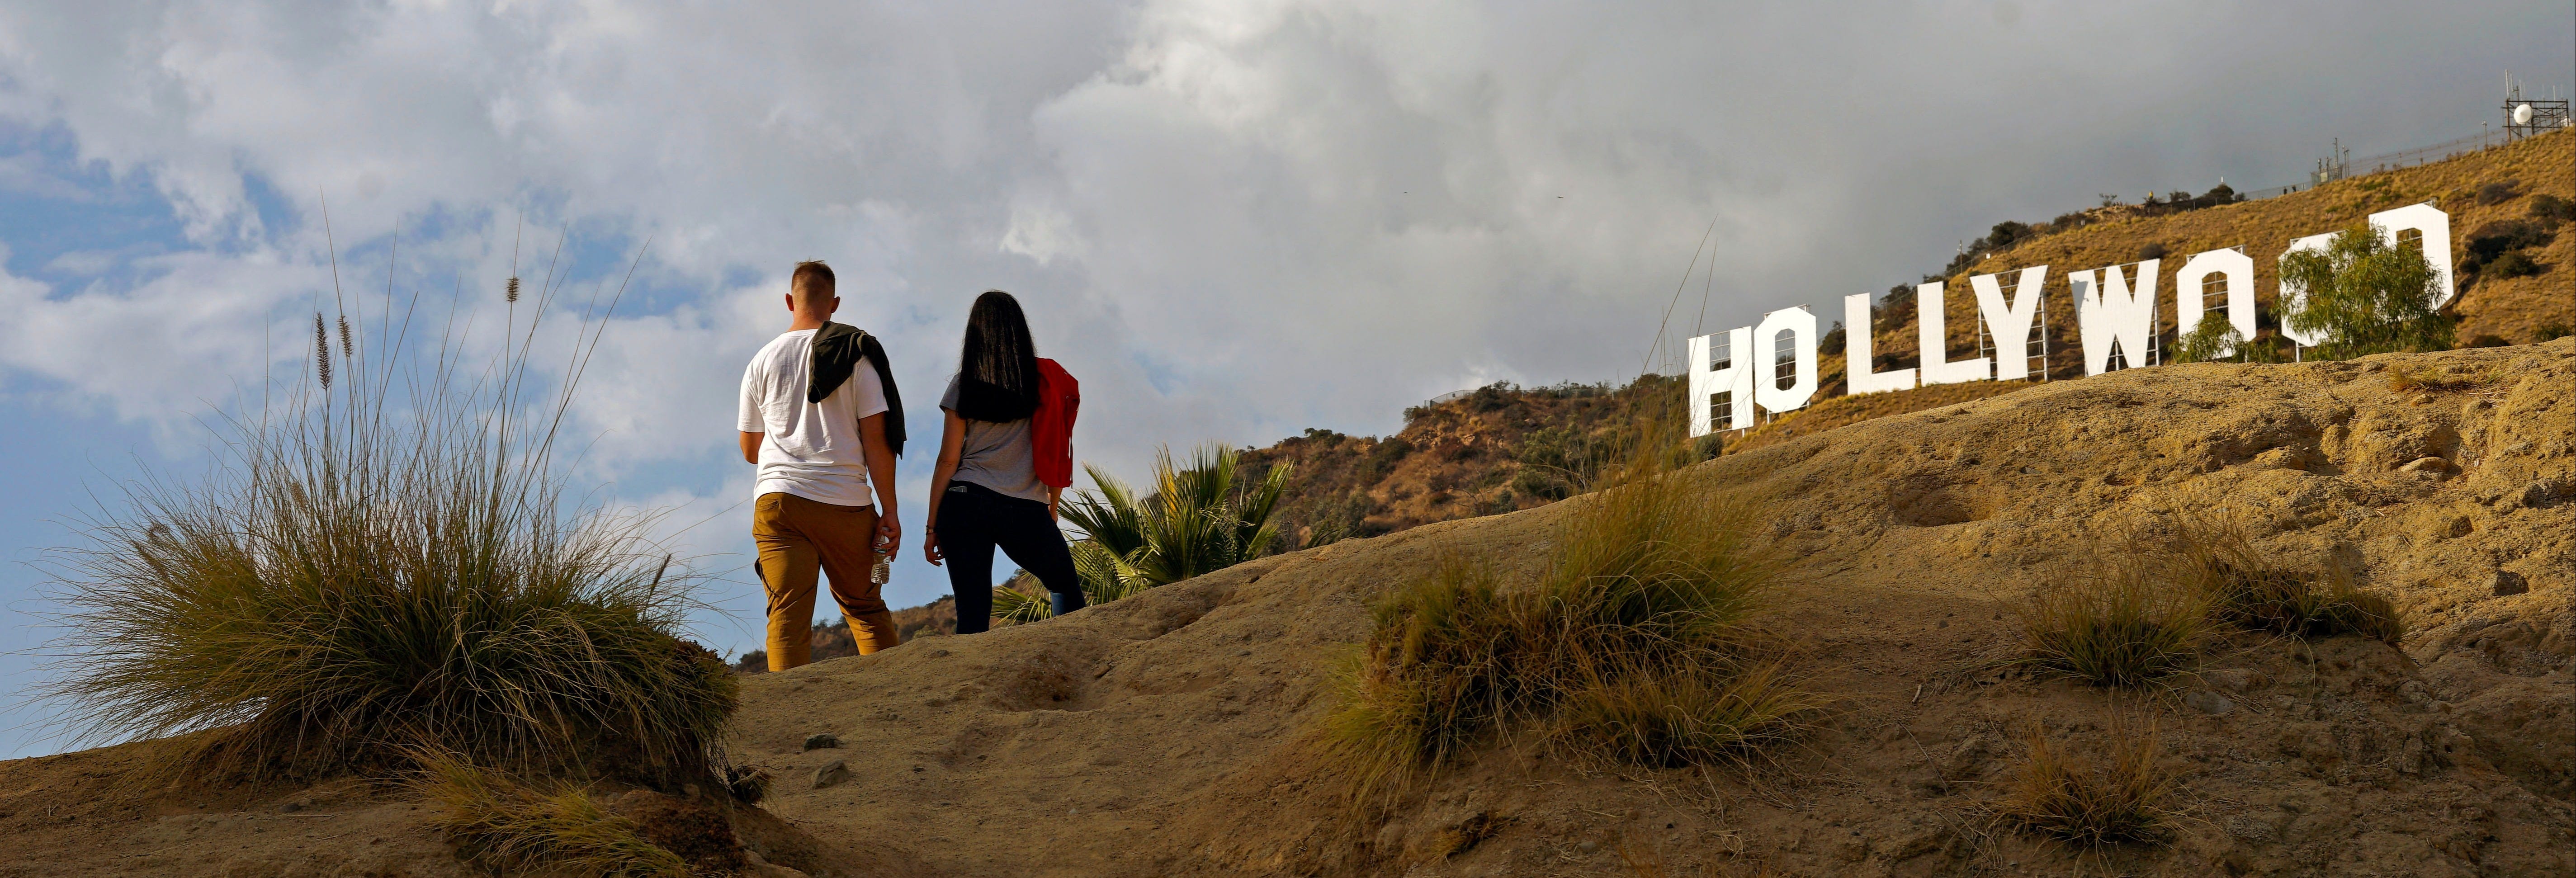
left=2280, top=221, right=2454, bottom=358
left=1298, top=490, right=1377, bottom=548
left=2530, top=193, right=2576, bottom=224
left=2467, top=218, right=2553, bottom=261
left=1357, top=436, right=1415, bottom=482
left=1324, top=558, right=1516, bottom=795
left=45, top=288, right=731, bottom=781
left=2171, top=312, right=2245, bottom=364
left=2486, top=250, right=2543, bottom=279
left=2239, top=333, right=2292, bottom=363
left=1511, top=465, right=1570, bottom=500
left=1514, top=425, right=1626, bottom=496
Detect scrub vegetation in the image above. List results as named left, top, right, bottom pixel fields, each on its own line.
left=2016, top=515, right=2406, bottom=689
left=2016, top=568, right=2216, bottom=690
left=1324, top=416, right=1820, bottom=803
left=2163, top=516, right=2406, bottom=646
left=1243, top=377, right=1685, bottom=548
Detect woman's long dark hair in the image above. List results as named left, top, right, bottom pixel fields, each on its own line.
left=954, top=290, right=1040, bottom=422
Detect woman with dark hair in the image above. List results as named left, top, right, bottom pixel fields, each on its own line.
left=924, top=290, right=1084, bottom=633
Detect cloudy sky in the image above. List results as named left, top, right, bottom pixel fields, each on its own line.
left=0, top=1, right=2566, bottom=756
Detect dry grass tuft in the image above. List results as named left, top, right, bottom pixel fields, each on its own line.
left=2016, top=514, right=2406, bottom=687
left=40, top=246, right=733, bottom=782
left=2015, top=570, right=2212, bottom=690
left=411, top=751, right=690, bottom=878
left=2202, top=565, right=2407, bottom=645
left=1995, top=719, right=2183, bottom=849
left=2162, top=515, right=2408, bottom=645
left=1562, top=661, right=1816, bottom=768
left=1325, top=404, right=1820, bottom=802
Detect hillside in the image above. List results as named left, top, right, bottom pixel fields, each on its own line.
left=1240, top=378, right=1679, bottom=547
left=1246, top=128, right=2576, bottom=547
left=1747, top=127, right=2573, bottom=455
left=5, top=339, right=2568, bottom=876
left=783, top=130, right=2573, bottom=661
left=1881, top=127, right=2573, bottom=376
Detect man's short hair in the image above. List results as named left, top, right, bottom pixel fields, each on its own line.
left=791, top=260, right=836, bottom=306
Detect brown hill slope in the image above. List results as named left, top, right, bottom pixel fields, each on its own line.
left=12, top=340, right=2562, bottom=875
left=714, top=341, right=2572, bottom=877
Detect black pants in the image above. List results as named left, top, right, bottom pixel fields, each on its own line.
left=940, top=481, right=1084, bottom=634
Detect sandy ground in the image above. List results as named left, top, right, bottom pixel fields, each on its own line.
left=1, top=340, right=2569, bottom=876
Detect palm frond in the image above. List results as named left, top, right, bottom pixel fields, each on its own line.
left=1053, top=444, right=1292, bottom=609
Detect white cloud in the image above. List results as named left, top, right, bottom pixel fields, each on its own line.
left=0, top=246, right=327, bottom=423
left=0, top=0, right=2565, bottom=489
left=39, top=249, right=113, bottom=276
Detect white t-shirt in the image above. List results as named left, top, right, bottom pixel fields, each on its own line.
left=737, top=329, right=890, bottom=507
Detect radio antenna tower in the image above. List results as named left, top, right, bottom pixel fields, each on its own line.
left=2503, top=72, right=2571, bottom=141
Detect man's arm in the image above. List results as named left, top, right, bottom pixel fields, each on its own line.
left=739, top=431, right=762, bottom=464
left=859, top=412, right=901, bottom=553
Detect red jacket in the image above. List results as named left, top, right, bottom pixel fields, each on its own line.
left=1032, top=359, right=1080, bottom=489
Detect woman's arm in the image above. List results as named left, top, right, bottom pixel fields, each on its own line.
left=1045, top=485, right=1061, bottom=520
left=923, top=410, right=968, bottom=565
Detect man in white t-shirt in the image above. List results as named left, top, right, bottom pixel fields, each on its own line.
left=738, top=260, right=903, bottom=669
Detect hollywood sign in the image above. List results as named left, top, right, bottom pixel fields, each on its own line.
left=1686, top=202, right=2454, bottom=438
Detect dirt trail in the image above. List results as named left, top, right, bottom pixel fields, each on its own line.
left=3, top=341, right=2570, bottom=876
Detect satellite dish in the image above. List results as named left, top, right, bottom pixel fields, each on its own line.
left=2514, top=103, right=2534, bottom=125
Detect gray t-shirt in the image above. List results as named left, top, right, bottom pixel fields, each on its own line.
left=939, top=375, right=1050, bottom=504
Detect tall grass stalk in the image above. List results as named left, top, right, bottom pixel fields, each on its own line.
left=39, top=235, right=733, bottom=781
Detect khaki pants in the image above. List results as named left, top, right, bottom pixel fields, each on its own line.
left=754, top=492, right=900, bottom=670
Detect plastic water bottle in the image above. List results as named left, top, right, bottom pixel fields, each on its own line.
left=871, top=556, right=890, bottom=585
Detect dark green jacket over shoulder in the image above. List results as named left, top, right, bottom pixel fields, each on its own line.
left=807, top=321, right=907, bottom=457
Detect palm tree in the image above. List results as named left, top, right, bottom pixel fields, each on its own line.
left=994, top=444, right=1290, bottom=623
